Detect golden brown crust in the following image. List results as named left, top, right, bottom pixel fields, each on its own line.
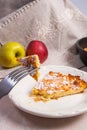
left=18, top=55, right=40, bottom=80
left=30, top=71, right=87, bottom=102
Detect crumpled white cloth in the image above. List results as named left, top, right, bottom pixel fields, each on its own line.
left=0, top=0, right=87, bottom=77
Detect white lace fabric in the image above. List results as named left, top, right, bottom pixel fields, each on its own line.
left=0, top=0, right=87, bottom=77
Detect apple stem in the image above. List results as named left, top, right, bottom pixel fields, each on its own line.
left=0, top=42, right=3, bottom=46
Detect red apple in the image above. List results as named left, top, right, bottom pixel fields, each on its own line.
left=26, top=40, right=48, bottom=63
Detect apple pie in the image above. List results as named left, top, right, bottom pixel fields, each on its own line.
left=18, top=55, right=40, bottom=80
left=30, top=71, right=87, bottom=102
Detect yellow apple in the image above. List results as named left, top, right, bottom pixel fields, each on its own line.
left=0, top=41, right=25, bottom=68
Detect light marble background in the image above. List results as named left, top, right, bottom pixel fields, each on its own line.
left=71, top=0, right=87, bottom=15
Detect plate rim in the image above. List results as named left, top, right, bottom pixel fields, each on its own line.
left=9, top=65, right=87, bottom=118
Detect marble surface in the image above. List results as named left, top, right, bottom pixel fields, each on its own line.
left=71, top=0, right=87, bottom=16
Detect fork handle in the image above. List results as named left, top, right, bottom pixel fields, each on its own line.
left=0, top=78, right=13, bottom=99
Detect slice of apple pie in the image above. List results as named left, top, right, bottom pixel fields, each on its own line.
left=18, top=55, right=40, bottom=80
left=31, top=71, right=87, bottom=102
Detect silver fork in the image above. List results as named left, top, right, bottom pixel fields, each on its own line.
left=0, top=66, right=38, bottom=99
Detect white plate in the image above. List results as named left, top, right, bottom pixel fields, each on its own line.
left=9, top=65, right=87, bottom=118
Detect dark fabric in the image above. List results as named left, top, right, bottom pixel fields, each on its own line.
left=0, top=0, right=34, bottom=19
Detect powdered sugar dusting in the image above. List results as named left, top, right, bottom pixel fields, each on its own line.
left=35, top=71, right=82, bottom=93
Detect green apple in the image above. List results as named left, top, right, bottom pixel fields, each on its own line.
left=0, top=41, right=25, bottom=68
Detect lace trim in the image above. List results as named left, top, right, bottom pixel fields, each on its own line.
left=0, top=0, right=41, bottom=29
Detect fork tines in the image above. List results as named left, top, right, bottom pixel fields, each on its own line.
left=8, top=66, right=39, bottom=83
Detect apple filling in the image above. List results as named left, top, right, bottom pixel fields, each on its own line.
left=30, top=71, right=87, bottom=102
left=18, top=55, right=40, bottom=80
